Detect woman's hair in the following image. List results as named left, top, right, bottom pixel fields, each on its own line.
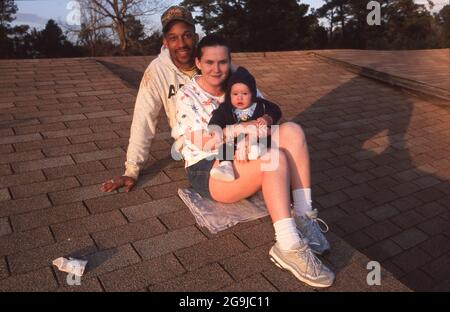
left=196, top=34, right=231, bottom=60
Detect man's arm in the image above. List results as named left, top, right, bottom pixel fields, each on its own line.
left=124, top=73, right=163, bottom=180
left=101, top=68, right=163, bottom=193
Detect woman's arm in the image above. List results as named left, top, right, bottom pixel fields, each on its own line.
left=175, top=92, right=222, bottom=151
left=188, top=128, right=221, bottom=150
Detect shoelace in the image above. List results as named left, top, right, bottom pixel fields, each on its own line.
left=306, top=209, right=330, bottom=233
left=296, top=241, right=322, bottom=276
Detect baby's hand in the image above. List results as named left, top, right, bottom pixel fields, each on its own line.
left=256, top=117, right=268, bottom=127
left=232, top=122, right=258, bottom=137
left=256, top=115, right=272, bottom=126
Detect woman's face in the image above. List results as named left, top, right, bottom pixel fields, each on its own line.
left=195, top=46, right=231, bottom=90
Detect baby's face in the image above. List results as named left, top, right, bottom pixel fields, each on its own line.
left=230, top=83, right=252, bottom=110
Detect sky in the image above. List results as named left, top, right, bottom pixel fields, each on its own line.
left=12, top=0, right=448, bottom=31
left=12, top=0, right=323, bottom=30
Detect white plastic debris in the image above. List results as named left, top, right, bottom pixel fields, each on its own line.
left=52, top=257, right=87, bottom=277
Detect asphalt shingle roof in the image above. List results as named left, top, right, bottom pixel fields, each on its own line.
left=0, top=49, right=449, bottom=292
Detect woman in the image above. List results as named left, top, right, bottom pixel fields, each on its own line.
left=174, top=35, right=335, bottom=288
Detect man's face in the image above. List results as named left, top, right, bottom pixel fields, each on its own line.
left=163, top=21, right=198, bottom=70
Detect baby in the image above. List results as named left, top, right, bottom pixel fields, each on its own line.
left=208, top=66, right=282, bottom=181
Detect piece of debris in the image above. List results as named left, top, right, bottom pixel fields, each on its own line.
left=52, top=257, right=87, bottom=277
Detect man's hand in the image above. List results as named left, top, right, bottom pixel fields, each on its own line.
left=100, top=176, right=136, bottom=193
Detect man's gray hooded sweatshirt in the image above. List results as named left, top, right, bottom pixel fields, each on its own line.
left=124, top=46, right=197, bottom=179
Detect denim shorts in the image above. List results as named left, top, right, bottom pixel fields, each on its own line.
left=186, top=158, right=216, bottom=199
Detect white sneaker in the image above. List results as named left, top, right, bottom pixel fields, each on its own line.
left=210, top=161, right=235, bottom=182
left=294, top=209, right=331, bottom=255
left=269, top=240, right=335, bottom=288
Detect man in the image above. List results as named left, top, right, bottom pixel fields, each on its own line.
left=100, top=6, right=199, bottom=193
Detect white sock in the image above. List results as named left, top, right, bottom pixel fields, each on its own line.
left=292, top=188, right=312, bottom=217
left=273, top=218, right=301, bottom=250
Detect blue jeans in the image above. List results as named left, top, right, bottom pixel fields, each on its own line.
left=186, top=158, right=215, bottom=199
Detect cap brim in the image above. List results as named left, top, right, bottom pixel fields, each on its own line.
left=163, top=19, right=195, bottom=33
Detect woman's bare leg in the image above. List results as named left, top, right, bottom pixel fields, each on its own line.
left=271, top=122, right=311, bottom=190
left=209, top=149, right=291, bottom=223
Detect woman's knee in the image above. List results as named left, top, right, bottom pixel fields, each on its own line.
left=262, top=148, right=288, bottom=172
left=210, top=160, right=263, bottom=203
left=280, top=122, right=305, bottom=137
left=277, top=122, right=306, bottom=145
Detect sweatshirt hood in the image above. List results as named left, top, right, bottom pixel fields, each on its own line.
left=159, top=46, right=191, bottom=75
left=159, top=46, right=178, bottom=71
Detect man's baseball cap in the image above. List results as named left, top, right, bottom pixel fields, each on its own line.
left=161, top=6, right=195, bottom=33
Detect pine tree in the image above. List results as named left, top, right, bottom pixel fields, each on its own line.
left=384, top=0, right=438, bottom=49
left=0, top=0, right=18, bottom=57
left=0, top=0, right=17, bottom=28
left=181, top=0, right=320, bottom=52
left=33, top=19, right=78, bottom=58
left=435, top=5, right=449, bottom=47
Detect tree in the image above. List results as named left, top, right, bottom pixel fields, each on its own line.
left=140, top=29, right=162, bottom=55
left=316, top=0, right=351, bottom=46
left=1, top=1, right=81, bottom=59
left=125, top=15, right=145, bottom=54
left=181, top=0, right=226, bottom=34
left=300, top=8, right=329, bottom=49
left=435, top=4, right=449, bottom=47
left=32, top=19, right=81, bottom=58
left=181, top=0, right=247, bottom=50
left=315, top=0, right=440, bottom=49
left=344, top=0, right=386, bottom=49
left=316, top=0, right=385, bottom=48
left=182, top=0, right=320, bottom=52
left=35, top=19, right=66, bottom=57
left=245, top=0, right=308, bottom=51
left=383, top=0, right=439, bottom=49
left=79, top=0, right=165, bottom=54
left=0, top=0, right=16, bottom=29
left=10, top=24, right=30, bottom=58
left=76, top=2, right=113, bottom=56
left=0, top=0, right=18, bottom=57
